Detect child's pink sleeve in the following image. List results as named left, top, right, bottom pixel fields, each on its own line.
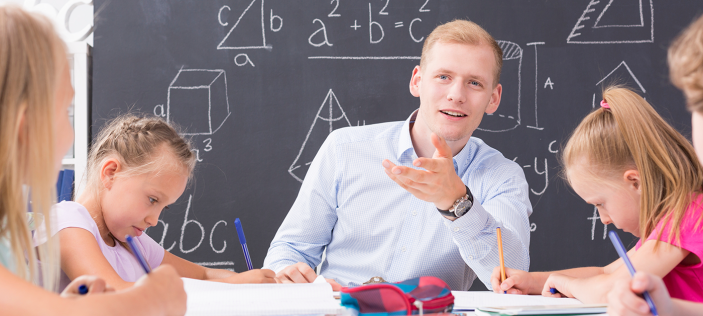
left=646, top=196, right=703, bottom=263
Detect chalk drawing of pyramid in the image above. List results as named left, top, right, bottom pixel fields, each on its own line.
left=591, top=61, right=646, bottom=108
left=478, top=40, right=522, bottom=132
left=567, top=0, right=653, bottom=44
left=289, top=89, right=352, bottom=182
left=217, top=0, right=270, bottom=50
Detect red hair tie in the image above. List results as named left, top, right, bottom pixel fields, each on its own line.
left=600, top=100, right=610, bottom=109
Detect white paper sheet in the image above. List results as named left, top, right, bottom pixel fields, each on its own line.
left=452, top=291, right=583, bottom=311
left=183, top=277, right=343, bottom=316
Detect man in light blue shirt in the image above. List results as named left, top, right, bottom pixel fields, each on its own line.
left=263, top=20, right=532, bottom=290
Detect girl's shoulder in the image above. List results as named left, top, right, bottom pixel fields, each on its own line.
left=53, top=201, right=100, bottom=236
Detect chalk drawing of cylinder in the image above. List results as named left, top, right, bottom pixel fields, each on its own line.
left=167, top=69, right=231, bottom=135
left=478, top=41, right=522, bottom=133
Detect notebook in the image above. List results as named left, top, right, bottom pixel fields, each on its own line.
left=475, top=304, right=608, bottom=315
left=451, top=291, right=583, bottom=311
left=183, top=276, right=344, bottom=315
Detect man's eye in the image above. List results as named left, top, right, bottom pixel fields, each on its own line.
left=470, top=80, right=480, bottom=86
left=439, top=75, right=448, bottom=80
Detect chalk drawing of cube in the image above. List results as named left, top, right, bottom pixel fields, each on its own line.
left=167, top=69, right=231, bottom=135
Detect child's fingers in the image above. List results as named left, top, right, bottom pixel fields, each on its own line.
left=490, top=267, right=503, bottom=292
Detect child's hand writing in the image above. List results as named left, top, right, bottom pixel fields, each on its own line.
left=607, top=272, right=674, bottom=316
left=490, top=267, right=535, bottom=294
left=224, top=269, right=277, bottom=284
left=542, top=273, right=575, bottom=298
left=134, top=265, right=187, bottom=316
left=61, top=275, right=115, bottom=297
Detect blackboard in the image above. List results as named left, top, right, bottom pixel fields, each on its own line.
left=92, top=0, right=703, bottom=290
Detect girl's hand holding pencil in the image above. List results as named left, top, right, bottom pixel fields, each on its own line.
left=61, top=275, right=115, bottom=297
left=490, top=267, right=539, bottom=295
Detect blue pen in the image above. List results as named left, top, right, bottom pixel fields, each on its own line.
left=78, top=284, right=89, bottom=295
left=234, top=218, right=253, bottom=270
left=608, top=231, right=658, bottom=316
left=125, top=235, right=151, bottom=274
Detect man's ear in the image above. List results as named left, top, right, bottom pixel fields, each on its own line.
left=485, top=83, right=502, bottom=114
left=623, top=169, right=641, bottom=193
left=100, top=159, right=121, bottom=190
left=409, top=66, right=422, bottom=97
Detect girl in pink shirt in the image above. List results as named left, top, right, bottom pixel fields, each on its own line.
left=56, top=114, right=276, bottom=290
left=491, top=86, right=703, bottom=304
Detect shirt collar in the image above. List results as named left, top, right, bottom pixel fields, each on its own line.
left=396, top=110, right=474, bottom=175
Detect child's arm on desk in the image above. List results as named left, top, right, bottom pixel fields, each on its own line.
left=543, top=240, right=689, bottom=303
left=161, top=251, right=276, bottom=284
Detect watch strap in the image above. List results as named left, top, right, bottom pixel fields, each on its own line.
left=437, top=185, right=473, bottom=218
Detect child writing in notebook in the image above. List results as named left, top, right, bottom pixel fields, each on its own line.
left=607, top=14, right=703, bottom=316
left=490, top=85, right=703, bottom=304
left=55, top=114, right=276, bottom=290
left=0, top=5, right=186, bottom=315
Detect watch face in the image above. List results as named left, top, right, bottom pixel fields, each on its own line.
left=453, top=199, right=473, bottom=217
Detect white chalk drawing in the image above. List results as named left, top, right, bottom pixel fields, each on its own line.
left=167, top=68, right=231, bottom=135
left=526, top=42, right=545, bottom=130
left=530, top=158, right=548, bottom=196
left=478, top=40, right=522, bottom=132
left=217, top=0, right=271, bottom=50
left=179, top=194, right=204, bottom=254
left=309, top=19, right=333, bottom=47
left=194, top=261, right=235, bottom=271
left=209, top=220, right=227, bottom=254
left=329, top=0, right=341, bottom=17
left=592, top=61, right=645, bottom=108
left=409, top=18, right=424, bottom=43
left=588, top=206, right=609, bottom=240
left=567, top=0, right=653, bottom=44
left=289, top=89, right=352, bottom=182
left=369, top=3, right=385, bottom=44
left=309, top=56, right=420, bottom=60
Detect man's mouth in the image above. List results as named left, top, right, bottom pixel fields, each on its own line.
left=440, top=110, right=466, bottom=118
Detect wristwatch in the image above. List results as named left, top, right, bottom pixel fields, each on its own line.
left=437, top=185, right=474, bottom=218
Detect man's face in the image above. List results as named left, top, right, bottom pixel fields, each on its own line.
left=410, top=41, right=502, bottom=143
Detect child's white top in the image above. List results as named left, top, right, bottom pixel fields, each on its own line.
left=53, top=201, right=164, bottom=290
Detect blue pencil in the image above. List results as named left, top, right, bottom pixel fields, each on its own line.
left=608, top=231, right=658, bottom=316
left=234, top=218, right=253, bottom=270
left=125, top=235, right=151, bottom=274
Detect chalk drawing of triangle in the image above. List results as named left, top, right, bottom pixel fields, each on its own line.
left=592, top=61, right=646, bottom=108
left=288, top=89, right=352, bottom=183
left=217, top=0, right=270, bottom=50
left=567, top=0, right=653, bottom=44
left=593, top=0, right=644, bottom=28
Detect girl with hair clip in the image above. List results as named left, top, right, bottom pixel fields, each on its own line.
left=54, top=114, right=276, bottom=290
left=489, top=85, right=703, bottom=304
left=0, top=5, right=186, bottom=315
left=607, top=14, right=703, bottom=316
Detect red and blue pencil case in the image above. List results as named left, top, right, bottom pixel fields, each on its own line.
left=340, top=276, right=454, bottom=315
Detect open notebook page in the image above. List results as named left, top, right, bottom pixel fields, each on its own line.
left=452, top=291, right=582, bottom=311
left=183, top=276, right=343, bottom=316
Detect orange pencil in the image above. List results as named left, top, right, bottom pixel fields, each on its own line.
left=497, top=227, right=506, bottom=293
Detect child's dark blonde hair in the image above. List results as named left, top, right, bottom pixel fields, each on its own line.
left=85, top=114, right=196, bottom=197
left=669, top=14, right=703, bottom=113
left=562, top=86, right=703, bottom=248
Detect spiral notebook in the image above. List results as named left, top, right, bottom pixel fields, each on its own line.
left=183, top=276, right=343, bottom=315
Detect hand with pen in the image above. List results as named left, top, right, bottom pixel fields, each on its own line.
left=61, top=275, right=115, bottom=297
left=607, top=272, right=677, bottom=316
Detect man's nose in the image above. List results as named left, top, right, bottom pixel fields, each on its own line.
left=446, top=82, right=467, bottom=103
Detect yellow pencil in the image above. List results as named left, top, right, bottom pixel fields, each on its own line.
left=497, top=227, right=506, bottom=292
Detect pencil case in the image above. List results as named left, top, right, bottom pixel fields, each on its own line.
left=340, top=276, right=454, bottom=315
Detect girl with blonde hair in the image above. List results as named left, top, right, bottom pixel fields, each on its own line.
left=489, top=85, right=703, bottom=304
left=607, top=14, right=703, bottom=316
left=55, top=114, right=276, bottom=290
left=0, top=5, right=185, bottom=315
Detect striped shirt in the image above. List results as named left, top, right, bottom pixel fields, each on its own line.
left=264, top=111, right=532, bottom=290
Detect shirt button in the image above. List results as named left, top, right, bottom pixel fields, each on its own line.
left=453, top=227, right=460, bottom=232
left=412, top=211, right=417, bottom=216
left=468, top=256, right=474, bottom=260
left=401, top=247, right=407, bottom=252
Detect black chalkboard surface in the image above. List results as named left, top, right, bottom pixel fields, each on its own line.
left=92, top=0, right=702, bottom=290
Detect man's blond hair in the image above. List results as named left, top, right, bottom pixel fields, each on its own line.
left=420, top=20, right=503, bottom=86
